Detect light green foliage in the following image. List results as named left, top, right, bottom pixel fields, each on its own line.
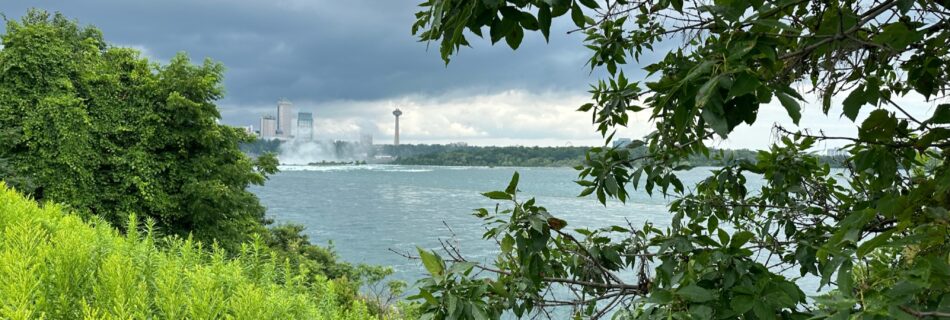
left=412, top=0, right=950, bottom=319
left=0, top=10, right=278, bottom=249
left=0, top=183, right=378, bottom=320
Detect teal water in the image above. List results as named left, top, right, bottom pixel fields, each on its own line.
left=249, top=165, right=823, bottom=298
left=251, top=165, right=708, bottom=282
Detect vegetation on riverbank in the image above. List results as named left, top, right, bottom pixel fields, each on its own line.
left=0, top=184, right=382, bottom=319
left=392, top=144, right=846, bottom=168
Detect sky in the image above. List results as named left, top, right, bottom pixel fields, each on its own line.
left=0, top=1, right=941, bottom=148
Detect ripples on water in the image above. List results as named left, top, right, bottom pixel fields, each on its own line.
left=251, top=165, right=823, bottom=301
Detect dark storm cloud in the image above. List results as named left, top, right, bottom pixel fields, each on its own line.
left=1, top=0, right=615, bottom=123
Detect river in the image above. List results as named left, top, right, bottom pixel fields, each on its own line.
left=250, top=165, right=821, bottom=298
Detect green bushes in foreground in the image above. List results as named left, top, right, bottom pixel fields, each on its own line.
left=0, top=183, right=382, bottom=320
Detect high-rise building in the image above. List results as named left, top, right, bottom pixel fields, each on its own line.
left=360, top=133, right=373, bottom=146
left=277, top=98, right=294, bottom=138
left=297, top=112, right=314, bottom=141
left=260, top=115, right=277, bottom=139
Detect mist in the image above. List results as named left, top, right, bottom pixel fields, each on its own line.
left=277, top=139, right=374, bottom=165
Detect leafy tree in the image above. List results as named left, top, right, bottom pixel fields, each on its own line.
left=0, top=10, right=277, bottom=249
left=411, top=0, right=950, bottom=318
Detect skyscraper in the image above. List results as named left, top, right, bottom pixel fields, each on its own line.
left=360, top=133, right=373, bottom=146
left=297, top=112, right=314, bottom=141
left=260, top=115, right=277, bottom=139
left=277, top=98, right=294, bottom=138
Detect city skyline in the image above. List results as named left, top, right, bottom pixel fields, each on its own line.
left=4, top=1, right=939, bottom=148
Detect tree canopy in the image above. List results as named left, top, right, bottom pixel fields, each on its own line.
left=0, top=10, right=277, bottom=248
left=411, top=0, right=950, bottom=318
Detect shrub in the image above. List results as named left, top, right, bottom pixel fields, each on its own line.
left=0, top=183, right=379, bottom=320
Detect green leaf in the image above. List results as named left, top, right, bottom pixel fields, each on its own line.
left=728, top=73, right=760, bottom=98
left=928, top=104, right=950, bottom=124
left=538, top=5, right=552, bottom=41
left=480, top=0, right=503, bottom=7
left=752, top=300, right=777, bottom=320
left=730, top=231, right=754, bottom=248
left=842, top=85, right=866, bottom=121
left=837, top=259, right=854, bottom=297
left=775, top=92, right=801, bottom=125
left=857, top=230, right=894, bottom=257
left=859, top=109, right=897, bottom=142
left=482, top=191, right=512, bottom=200
left=702, top=107, right=730, bottom=137
left=873, top=22, right=923, bottom=51
left=677, top=284, right=716, bottom=302
left=501, top=234, right=515, bottom=253
left=505, top=172, right=520, bottom=194
left=647, top=289, right=674, bottom=304
left=447, top=261, right=477, bottom=275
left=696, top=75, right=721, bottom=108
left=731, top=294, right=754, bottom=314
left=717, top=228, right=730, bottom=246
left=472, top=306, right=490, bottom=320
left=753, top=19, right=801, bottom=33
left=417, top=247, right=444, bottom=277
left=570, top=2, right=585, bottom=28
left=506, top=26, right=524, bottom=50
left=578, top=0, right=600, bottom=9
left=604, top=174, right=619, bottom=195
left=822, top=81, right=837, bottom=114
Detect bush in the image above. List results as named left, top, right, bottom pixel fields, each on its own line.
left=0, top=183, right=378, bottom=320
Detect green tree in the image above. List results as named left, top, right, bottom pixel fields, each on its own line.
left=411, top=0, right=950, bottom=319
left=0, top=10, right=277, bottom=249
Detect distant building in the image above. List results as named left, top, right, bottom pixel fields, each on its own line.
left=612, top=138, right=632, bottom=148
left=277, top=98, right=294, bottom=138
left=260, top=115, right=277, bottom=139
left=825, top=148, right=847, bottom=157
left=297, top=112, right=314, bottom=141
left=242, top=125, right=254, bottom=135
left=392, top=108, right=402, bottom=146
left=360, top=133, right=373, bottom=146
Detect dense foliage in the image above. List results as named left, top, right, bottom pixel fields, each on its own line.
left=393, top=145, right=845, bottom=168
left=392, top=145, right=591, bottom=166
left=0, top=10, right=277, bottom=248
left=0, top=183, right=380, bottom=320
left=411, top=0, right=950, bottom=319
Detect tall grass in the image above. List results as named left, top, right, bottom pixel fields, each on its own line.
left=0, top=183, right=380, bottom=319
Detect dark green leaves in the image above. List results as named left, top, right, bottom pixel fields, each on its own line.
left=538, top=5, right=552, bottom=41
left=570, top=2, right=585, bottom=28
left=578, top=0, right=600, bottom=9
left=927, top=104, right=950, bottom=124
left=505, top=171, right=519, bottom=193
left=873, top=21, right=923, bottom=51
left=482, top=191, right=512, bottom=200
left=842, top=85, right=866, bottom=121
left=677, top=284, right=716, bottom=302
left=858, top=110, right=897, bottom=142
left=728, top=73, right=760, bottom=98
left=506, top=25, right=524, bottom=49
left=775, top=92, right=801, bottom=125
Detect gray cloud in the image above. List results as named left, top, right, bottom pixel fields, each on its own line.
left=2, top=0, right=618, bottom=129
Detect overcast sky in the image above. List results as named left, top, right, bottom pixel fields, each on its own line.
left=1, top=1, right=940, bottom=148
